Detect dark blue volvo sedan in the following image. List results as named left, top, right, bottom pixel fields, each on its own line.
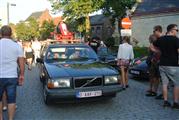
left=37, top=43, right=121, bottom=105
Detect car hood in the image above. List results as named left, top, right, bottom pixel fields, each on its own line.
left=131, top=61, right=148, bottom=70
left=44, top=61, right=118, bottom=78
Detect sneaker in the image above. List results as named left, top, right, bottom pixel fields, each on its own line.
left=3, top=105, right=17, bottom=111
left=172, top=102, right=179, bottom=109
left=163, top=101, right=171, bottom=108
left=146, top=92, right=157, bottom=97
left=146, top=89, right=152, bottom=93
left=3, top=106, right=7, bottom=111
left=122, top=87, right=126, bottom=90
left=126, top=85, right=129, bottom=88
left=155, top=94, right=163, bottom=100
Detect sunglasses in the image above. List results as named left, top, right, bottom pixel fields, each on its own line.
left=172, top=29, right=179, bottom=32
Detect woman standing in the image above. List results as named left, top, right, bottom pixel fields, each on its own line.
left=24, top=42, right=33, bottom=70
left=117, top=36, right=134, bottom=90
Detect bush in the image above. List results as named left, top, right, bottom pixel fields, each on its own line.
left=107, top=46, right=148, bottom=58
left=104, top=37, right=115, bottom=48
left=133, top=47, right=149, bottom=58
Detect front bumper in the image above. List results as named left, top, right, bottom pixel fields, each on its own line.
left=129, top=69, right=149, bottom=79
left=45, top=85, right=121, bottom=102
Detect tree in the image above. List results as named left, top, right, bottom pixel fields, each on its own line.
left=9, top=23, right=16, bottom=39
left=102, top=0, right=136, bottom=43
left=40, top=20, right=55, bottom=40
left=102, top=0, right=135, bottom=19
left=16, top=22, right=31, bottom=41
left=15, top=18, right=40, bottom=41
left=28, top=17, right=40, bottom=39
left=49, top=0, right=105, bottom=36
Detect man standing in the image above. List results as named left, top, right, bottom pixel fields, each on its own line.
left=0, top=25, right=25, bottom=120
left=153, top=24, right=179, bottom=109
left=88, top=37, right=100, bottom=53
left=31, top=38, right=41, bottom=64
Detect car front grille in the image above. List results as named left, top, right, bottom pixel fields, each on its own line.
left=74, top=77, right=102, bottom=88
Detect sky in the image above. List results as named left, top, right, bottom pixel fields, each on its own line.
left=0, top=0, right=53, bottom=25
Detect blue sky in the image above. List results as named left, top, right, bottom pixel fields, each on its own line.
left=0, top=0, right=53, bottom=25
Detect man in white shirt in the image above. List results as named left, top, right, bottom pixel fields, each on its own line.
left=0, top=25, right=25, bottom=120
left=31, top=38, right=41, bottom=64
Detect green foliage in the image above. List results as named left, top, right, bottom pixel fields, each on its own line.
left=49, top=0, right=105, bottom=36
left=108, top=46, right=148, bottom=58
left=49, top=0, right=136, bottom=38
left=133, top=47, right=148, bottom=58
left=49, top=0, right=104, bottom=18
left=16, top=18, right=40, bottom=41
left=102, top=0, right=136, bottom=18
left=40, top=20, right=55, bottom=40
left=16, top=22, right=31, bottom=40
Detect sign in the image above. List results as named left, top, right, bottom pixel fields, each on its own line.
left=121, top=29, right=132, bottom=36
left=121, top=17, right=132, bottom=29
left=76, top=91, right=102, bottom=98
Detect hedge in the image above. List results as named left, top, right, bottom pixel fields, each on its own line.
left=109, top=46, right=149, bottom=58
left=133, top=47, right=149, bottom=58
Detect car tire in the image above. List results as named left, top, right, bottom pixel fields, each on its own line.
left=43, top=87, right=51, bottom=105
left=40, top=76, right=43, bottom=82
left=108, top=93, right=116, bottom=98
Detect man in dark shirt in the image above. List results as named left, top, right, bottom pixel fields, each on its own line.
left=153, top=24, right=179, bottom=109
left=88, top=37, right=100, bottom=53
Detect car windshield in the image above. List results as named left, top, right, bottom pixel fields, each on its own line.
left=97, top=46, right=115, bottom=56
left=45, top=46, right=98, bottom=62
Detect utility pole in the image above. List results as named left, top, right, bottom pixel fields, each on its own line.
left=7, top=2, right=9, bottom=24
left=7, top=2, right=16, bottom=25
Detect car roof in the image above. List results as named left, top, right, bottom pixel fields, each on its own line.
left=48, top=43, right=89, bottom=48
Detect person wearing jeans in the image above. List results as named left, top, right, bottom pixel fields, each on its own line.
left=0, top=25, right=25, bottom=120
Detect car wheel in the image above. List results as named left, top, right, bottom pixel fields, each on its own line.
left=43, top=87, right=50, bottom=105
left=40, top=75, right=43, bottom=82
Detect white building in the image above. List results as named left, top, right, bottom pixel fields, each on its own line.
left=131, top=0, right=179, bottom=47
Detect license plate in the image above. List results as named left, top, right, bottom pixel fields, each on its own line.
left=76, top=90, right=102, bottom=98
left=130, top=70, right=140, bottom=75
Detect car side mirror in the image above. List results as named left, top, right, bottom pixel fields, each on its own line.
left=36, top=58, right=44, bottom=63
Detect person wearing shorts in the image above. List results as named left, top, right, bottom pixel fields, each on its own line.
left=117, top=36, right=134, bottom=90
left=146, top=26, right=163, bottom=97
left=0, top=25, right=25, bottom=120
left=153, top=24, right=179, bottom=109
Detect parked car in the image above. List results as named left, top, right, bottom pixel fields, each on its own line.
left=37, top=43, right=121, bottom=105
left=97, top=46, right=118, bottom=70
left=129, top=57, right=149, bottom=79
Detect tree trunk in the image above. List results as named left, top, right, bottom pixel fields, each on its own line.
left=85, top=15, right=91, bottom=36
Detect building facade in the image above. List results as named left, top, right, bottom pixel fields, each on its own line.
left=131, top=0, right=179, bottom=47
left=26, top=9, right=61, bottom=26
left=90, top=14, right=113, bottom=41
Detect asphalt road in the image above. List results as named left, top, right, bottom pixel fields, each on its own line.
left=3, top=66, right=179, bottom=120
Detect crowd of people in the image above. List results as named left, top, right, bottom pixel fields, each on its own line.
left=1, top=23, right=179, bottom=120
left=146, top=24, right=179, bottom=109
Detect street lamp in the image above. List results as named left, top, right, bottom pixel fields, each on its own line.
left=7, top=2, right=16, bottom=25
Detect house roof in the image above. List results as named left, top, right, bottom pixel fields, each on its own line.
left=90, top=14, right=108, bottom=25
left=133, top=0, right=179, bottom=17
left=53, top=16, right=62, bottom=26
left=26, top=11, right=43, bottom=21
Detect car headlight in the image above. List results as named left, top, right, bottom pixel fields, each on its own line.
left=105, top=76, right=119, bottom=84
left=48, top=78, right=71, bottom=88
